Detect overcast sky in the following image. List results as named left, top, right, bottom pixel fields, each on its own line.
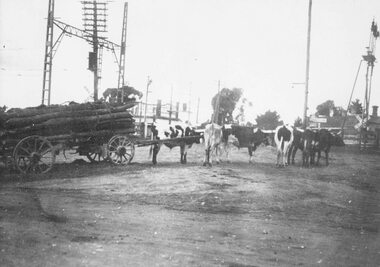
left=1, top=0, right=380, bottom=124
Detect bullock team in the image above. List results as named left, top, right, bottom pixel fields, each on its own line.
left=149, top=121, right=345, bottom=167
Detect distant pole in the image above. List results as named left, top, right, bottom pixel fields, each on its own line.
left=303, top=0, right=312, bottom=129
left=196, top=97, right=200, bottom=124
left=169, top=86, right=173, bottom=124
left=187, top=86, right=191, bottom=123
left=138, top=101, right=142, bottom=133
left=212, top=80, right=221, bottom=124
left=143, top=76, right=152, bottom=137
left=341, top=60, right=363, bottom=135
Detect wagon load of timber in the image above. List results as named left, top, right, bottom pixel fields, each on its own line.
left=0, top=101, right=137, bottom=140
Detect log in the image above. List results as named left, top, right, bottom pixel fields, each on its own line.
left=5, top=111, right=133, bottom=131
left=1, top=101, right=137, bottom=120
left=4, top=102, right=137, bottom=128
left=2, top=128, right=136, bottom=145
left=2, top=119, right=135, bottom=139
left=42, top=112, right=133, bottom=126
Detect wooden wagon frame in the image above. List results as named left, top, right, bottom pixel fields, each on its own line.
left=0, top=130, right=202, bottom=174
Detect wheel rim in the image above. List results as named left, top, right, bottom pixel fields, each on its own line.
left=107, top=135, right=134, bottom=165
left=13, top=136, right=55, bottom=174
left=86, top=152, right=104, bottom=163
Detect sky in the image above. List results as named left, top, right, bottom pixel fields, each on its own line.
left=1, top=0, right=380, bottom=125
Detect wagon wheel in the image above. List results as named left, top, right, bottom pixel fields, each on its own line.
left=107, top=135, right=135, bottom=165
left=86, top=144, right=107, bottom=163
left=13, top=135, right=55, bottom=174
left=86, top=151, right=105, bottom=163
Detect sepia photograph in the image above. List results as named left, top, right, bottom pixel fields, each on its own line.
left=0, top=0, right=379, bottom=266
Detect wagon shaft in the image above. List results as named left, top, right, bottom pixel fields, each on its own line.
left=136, top=136, right=202, bottom=147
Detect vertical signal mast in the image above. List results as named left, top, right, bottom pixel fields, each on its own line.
left=362, top=20, right=379, bottom=122
left=41, top=0, right=55, bottom=105
left=82, top=0, right=108, bottom=101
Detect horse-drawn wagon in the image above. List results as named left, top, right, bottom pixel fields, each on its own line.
left=0, top=102, right=137, bottom=174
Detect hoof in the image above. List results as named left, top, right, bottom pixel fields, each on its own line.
left=203, top=162, right=212, bottom=167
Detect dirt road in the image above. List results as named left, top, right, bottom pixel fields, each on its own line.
left=0, top=145, right=379, bottom=266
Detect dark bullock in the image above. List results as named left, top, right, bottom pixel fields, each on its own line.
left=288, top=128, right=318, bottom=167
left=313, top=129, right=345, bottom=166
left=222, top=125, right=270, bottom=163
left=288, top=127, right=303, bottom=165
left=302, top=129, right=318, bottom=167
left=150, top=122, right=201, bottom=165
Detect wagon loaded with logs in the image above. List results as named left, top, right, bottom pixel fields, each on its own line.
left=0, top=101, right=137, bottom=174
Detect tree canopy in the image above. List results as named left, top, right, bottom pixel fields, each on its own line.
left=255, top=110, right=283, bottom=130
left=316, top=100, right=345, bottom=117
left=348, top=98, right=363, bottom=115
left=316, top=100, right=335, bottom=116
left=294, top=117, right=303, bottom=127
left=234, top=97, right=253, bottom=125
left=211, top=88, right=243, bottom=124
left=102, top=86, right=143, bottom=104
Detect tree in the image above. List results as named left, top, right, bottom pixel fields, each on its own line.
left=102, top=86, right=143, bottom=104
left=234, top=97, right=253, bottom=125
left=348, top=98, right=363, bottom=115
left=294, top=117, right=303, bottom=127
left=211, top=88, right=242, bottom=124
left=256, top=110, right=283, bottom=130
left=316, top=100, right=335, bottom=116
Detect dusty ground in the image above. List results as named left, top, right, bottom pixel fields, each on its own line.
left=0, top=144, right=379, bottom=266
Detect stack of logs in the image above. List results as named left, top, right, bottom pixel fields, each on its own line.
left=0, top=101, right=137, bottom=143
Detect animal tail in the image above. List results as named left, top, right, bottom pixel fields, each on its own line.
left=280, top=136, right=284, bottom=150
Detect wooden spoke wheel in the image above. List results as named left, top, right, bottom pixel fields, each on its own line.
left=86, top=145, right=107, bottom=163
left=13, top=136, right=55, bottom=174
left=86, top=151, right=106, bottom=163
left=107, top=135, right=135, bottom=165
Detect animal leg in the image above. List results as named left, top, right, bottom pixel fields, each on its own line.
left=283, top=142, right=290, bottom=166
left=183, top=145, right=188, bottom=164
left=152, top=144, right=160, bottom=165
left=287, top=146, right=293, bottom=165
left=276, top=150, right=281, bottom=167
left=215, top=145, right=220, bottom=164
left=180, top=145, right=185, bottom=164
left=316, top=151, right=321, bottom=166
left=291, top=147, right=297, bottom=164
left=248, top=147, right=254, bottom=164
left=203, top=147, right=212, bottom=167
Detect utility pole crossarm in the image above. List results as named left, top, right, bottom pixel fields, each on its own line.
left=53, top=19, right=120, bottom=51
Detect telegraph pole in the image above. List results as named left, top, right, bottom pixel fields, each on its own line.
left=82, top=0, right=108, bottom=101
left=118, top=2, right=128, bottom=102
left=143, top=76, right=152, bottom=137
left=303, top=0, right=312, bottom=129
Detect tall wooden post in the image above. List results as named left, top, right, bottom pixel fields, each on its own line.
left=303, top=0, right=312, bottom=128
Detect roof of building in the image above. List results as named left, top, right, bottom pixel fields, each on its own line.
left=368, top=116, right=380, bottom=125
left=318, top=115, right=360, bottom=128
